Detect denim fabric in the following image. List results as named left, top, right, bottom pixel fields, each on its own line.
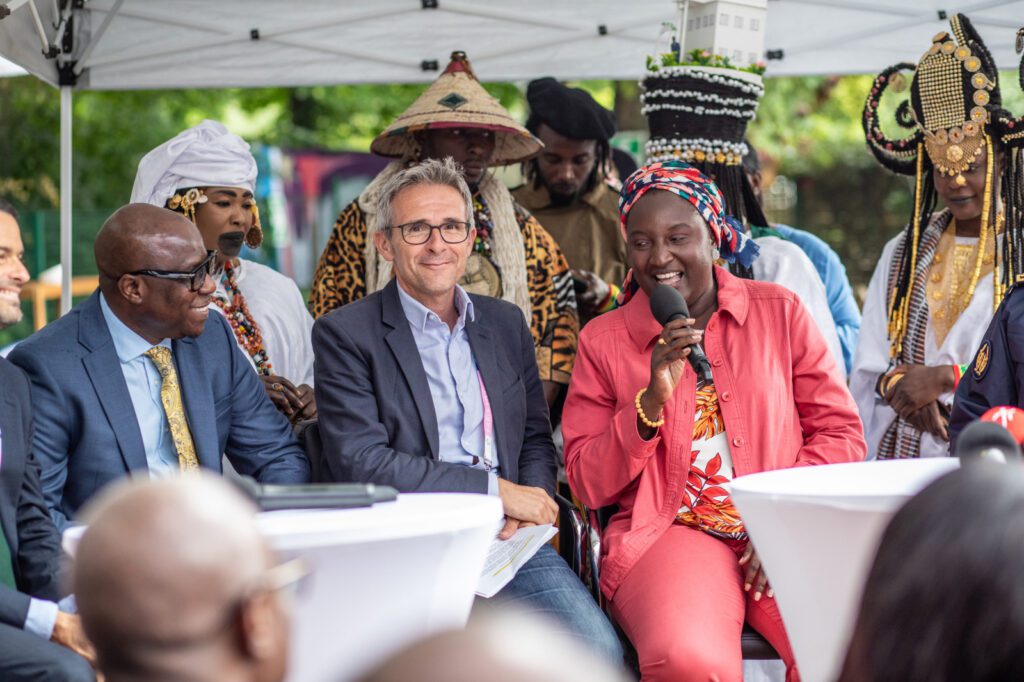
left=486, top=543, right=623, bottom=665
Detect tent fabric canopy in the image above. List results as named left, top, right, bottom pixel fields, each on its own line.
left=2, top=0, right=1023, bottom=89
left=1, top=0, right=1022, bottom=313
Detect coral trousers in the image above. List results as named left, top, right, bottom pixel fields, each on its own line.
left=608, top=523, right=799, bottom=682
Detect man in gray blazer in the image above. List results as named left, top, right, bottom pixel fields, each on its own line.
left=312, top=158, right=620, bottom=664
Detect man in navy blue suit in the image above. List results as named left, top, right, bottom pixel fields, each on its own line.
left=0, top=200, right=95, bottom=680
left=10, top=204, right=309, bottom=531
left=312, top=159, right=621, bottom=665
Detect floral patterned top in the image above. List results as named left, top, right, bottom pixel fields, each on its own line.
left=676, top=384, right=746, bottom=540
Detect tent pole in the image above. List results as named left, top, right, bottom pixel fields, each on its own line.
left=60, top=84, right=72, bottom=315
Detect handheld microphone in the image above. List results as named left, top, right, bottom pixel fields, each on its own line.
left=954, top=418, right=1023, bottom=464
left=650, top=284, right=714, bottom=383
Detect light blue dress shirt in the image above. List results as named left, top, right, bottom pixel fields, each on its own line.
left=397, top=284, right=500, bottom=494
left=99, top=294, right=179, bottom=475
left=774, top=224, right=862, bottom=374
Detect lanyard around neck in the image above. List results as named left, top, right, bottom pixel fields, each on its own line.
left=477, top=371, right=494, bottom=471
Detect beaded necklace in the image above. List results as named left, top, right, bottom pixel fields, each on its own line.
left=471, top=194, right=494, bottom=256
left=213, top=260, right=273, bottom=376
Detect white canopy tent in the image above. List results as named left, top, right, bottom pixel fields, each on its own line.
left=0, top=0, right=1022, bottom=309
left=0, top=55, right=24, bottom=76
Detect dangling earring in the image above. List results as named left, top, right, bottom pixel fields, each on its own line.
left=711, top=247, right=721, bottom=261
left=245, top=204, right=263, bottom=249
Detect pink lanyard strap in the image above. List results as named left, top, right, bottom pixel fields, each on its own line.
left=477, top=371, right=494, bottom=471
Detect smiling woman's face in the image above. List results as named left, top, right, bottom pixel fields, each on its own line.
left=625, top=190, right=716, bottom=308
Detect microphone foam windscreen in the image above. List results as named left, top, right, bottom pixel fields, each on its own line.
left=981, top=406, right=1024, bottom=445
left=650, top=284, right=689, bottom=326
left=955, top=420, right=1023, bottom=464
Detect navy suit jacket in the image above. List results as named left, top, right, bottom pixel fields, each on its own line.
left=312, top=280, right=556, bottom=496
left=0, top=357, right=64, bottom=629
left=950, top=284, right=1024, bottom=448
left=9, top=292, right=309, bottom=530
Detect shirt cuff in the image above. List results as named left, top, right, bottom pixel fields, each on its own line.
left=58, top=594, right=77, bottom=614
left=25, top=598, right=59, bottom=639
left=487, top=472, right=499, bottom=496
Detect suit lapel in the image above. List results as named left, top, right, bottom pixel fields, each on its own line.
left=80, top=297, right=149, bottom=474
left=173, top=338, right=221, bottom=470
left=465, top=317, right=509, bottom=472
left=0, top=388, right=22, bottom=554
left=381, top=281, right=440, bottom=460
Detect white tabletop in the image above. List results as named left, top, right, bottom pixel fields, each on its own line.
left=64, top=492, right=504, bottom=682
left=731, top=459, right=959, bottom=682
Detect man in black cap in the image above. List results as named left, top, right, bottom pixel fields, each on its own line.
left=513, top=78, right=625, bottom=322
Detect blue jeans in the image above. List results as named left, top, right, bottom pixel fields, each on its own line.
left=483, top=543, right=623, bottom=665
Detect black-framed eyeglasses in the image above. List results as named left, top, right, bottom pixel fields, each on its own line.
left=387, top=221, right=471, bottom=245
left=127, top=250, right=217, bottom=292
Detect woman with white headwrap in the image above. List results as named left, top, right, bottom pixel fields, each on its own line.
left=131, top=120, right=316, bottom=423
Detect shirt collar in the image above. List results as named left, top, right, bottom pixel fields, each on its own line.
left=624, top=266, right=749, bottom=351
left=396, top=283, right=475, bottom=333
left=515, top=178, right=614, bottom=211
left=99, top=293, right=172, bottom=363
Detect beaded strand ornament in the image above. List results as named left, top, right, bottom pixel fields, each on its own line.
left=471, top=194, right=494, bottom=256
left=214, top=260, right=273, bottom=376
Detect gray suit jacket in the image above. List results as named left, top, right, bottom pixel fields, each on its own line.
left=312, top=280, right=556, bottom=496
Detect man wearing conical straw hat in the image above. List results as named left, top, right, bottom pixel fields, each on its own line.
left=310, top=52, right=578, bottom=409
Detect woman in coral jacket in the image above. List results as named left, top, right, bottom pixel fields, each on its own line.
left=563, top=161, right=866, bottom=682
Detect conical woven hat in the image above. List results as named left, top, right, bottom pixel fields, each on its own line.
left=371, top=52, right=542, bottom=166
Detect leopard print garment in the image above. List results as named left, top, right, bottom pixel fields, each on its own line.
left=309, top=195, right=579, bottom=385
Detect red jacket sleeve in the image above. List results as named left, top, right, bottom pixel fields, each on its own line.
left=563, top=326, right=659, bottom=508
left=788, top=297, right=868, bottom=465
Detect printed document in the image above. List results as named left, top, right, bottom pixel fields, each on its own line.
left=476, top=523, right=558, bottom=598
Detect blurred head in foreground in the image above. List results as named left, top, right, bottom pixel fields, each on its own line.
left=73, top=475, right=298, bottom=682
left=357, top=609, right=629, bottom=682
left=840, top=463, right=1024, bottom=682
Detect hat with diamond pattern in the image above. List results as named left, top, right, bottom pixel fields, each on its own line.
left=371, top=51, right=542, bottom=165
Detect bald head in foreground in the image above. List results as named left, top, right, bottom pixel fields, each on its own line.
left=9, top=203, right=309, bottom=531
left=74, top=475, right=297, bottom=682
left=359, top=609, right=629, bottom=682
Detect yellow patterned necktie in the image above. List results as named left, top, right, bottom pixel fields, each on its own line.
left=143, top=346, right=200, bottom=471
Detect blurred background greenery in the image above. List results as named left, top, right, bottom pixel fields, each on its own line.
left=1, top=71, right=1021, bottom=347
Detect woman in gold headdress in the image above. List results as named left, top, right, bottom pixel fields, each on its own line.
left=851, top=14, right=1024, bottom=459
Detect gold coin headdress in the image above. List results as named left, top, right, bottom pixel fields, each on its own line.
left=862, top=14, right=1024, bottom=357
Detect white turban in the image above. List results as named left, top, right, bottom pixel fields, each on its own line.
left=130, top=119, right=258, bottom=208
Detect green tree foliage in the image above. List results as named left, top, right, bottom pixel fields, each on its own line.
left=1, top=70, right=1020, bottom=346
